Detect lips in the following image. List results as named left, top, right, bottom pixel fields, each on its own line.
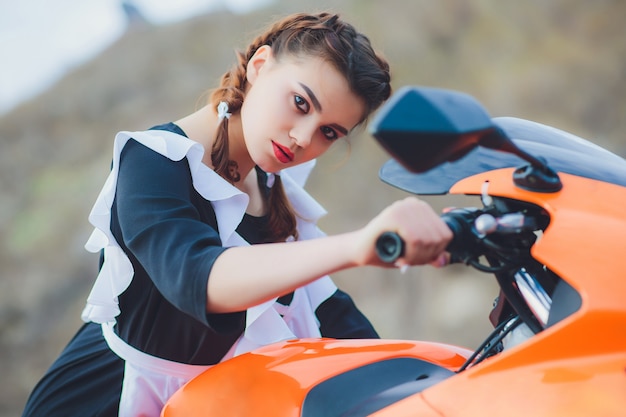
left=272, top=141, right=294, bottom=163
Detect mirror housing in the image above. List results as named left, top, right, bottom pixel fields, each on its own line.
left=370, top=86, right=561, bottom=192
left=369, top=86, right=494, bottom=173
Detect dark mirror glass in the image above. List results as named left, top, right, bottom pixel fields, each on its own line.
left=370, top=86, right=499, bottom=173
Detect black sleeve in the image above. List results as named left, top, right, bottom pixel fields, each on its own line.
left=114, top=139, right=228, bottom=327
left=317, top=289, right=380, bottom=339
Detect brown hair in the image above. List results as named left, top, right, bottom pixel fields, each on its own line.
left=210, top=12, right=391, bottom=242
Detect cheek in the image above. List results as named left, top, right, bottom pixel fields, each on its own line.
left=266, top=91, right=293, bottom=128
left=243, top=89, right=290, bottom=132
left=307, top=138, right=334, bottom=159
left=241, top=92, right=269, bottom=138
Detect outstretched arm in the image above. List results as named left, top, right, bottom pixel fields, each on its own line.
left=207, top=197, right=451, bottom=313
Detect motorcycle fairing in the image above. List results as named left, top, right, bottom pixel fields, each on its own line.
left=301, top=357, right=453, bottom=417
left=161, top=339, right=470, bottom=417
left=379, top=117, right=626, bottom=196
left=375, top=351, right=626, bottom=417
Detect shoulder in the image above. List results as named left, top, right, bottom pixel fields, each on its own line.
left=117, top=122, right=194, bottom=173
left=120, top=138, right=189, bottom=172
left=114, top=122, right=201, bottom=165
left=148, top=122, right=185, bottom=135
left=117, top=138, right=195, bottom=200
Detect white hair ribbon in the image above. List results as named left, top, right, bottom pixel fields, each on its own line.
left=217, top=101, right=231, bottom=123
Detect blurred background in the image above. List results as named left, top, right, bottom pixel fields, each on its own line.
left=1, top=0, right=624, bottom=414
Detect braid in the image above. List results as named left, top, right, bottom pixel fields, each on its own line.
left=208, top=12, right=391, bottom=243
left=267, top=175, right=298, bottom=242
left=209, top=59, right=245, bottom=183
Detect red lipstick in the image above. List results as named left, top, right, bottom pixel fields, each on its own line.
left=272, top=141, right=294, bottom=163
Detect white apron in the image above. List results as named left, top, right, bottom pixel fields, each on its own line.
left=80, top=129, right=337, bottom=416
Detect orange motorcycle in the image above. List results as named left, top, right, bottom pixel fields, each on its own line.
left=162, top=86, right=626, bottom=416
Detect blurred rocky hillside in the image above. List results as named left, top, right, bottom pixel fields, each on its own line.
left=1, top=0, right=625, bottom=414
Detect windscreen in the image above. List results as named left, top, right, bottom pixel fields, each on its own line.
left=379, top=117, right=626, bottom=195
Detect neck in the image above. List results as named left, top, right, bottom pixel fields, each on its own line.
left=175, top=105, right=255, bottom=180
left=225, top=112, right=255, bottom=180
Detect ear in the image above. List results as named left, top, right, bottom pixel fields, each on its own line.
left=246, top=45, right=273, bottom=85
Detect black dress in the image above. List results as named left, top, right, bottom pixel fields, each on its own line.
left=22, top=123, right=378, bottom=416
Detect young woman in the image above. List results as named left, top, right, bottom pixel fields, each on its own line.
left=22, top=12, right=451, bottom=417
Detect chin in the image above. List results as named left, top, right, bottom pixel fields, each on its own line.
left=255, top=160, right=280, bottom=174
left=257, top=156, right=291, bottom=174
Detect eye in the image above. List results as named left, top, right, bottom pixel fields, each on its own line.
left=294, top=95, right=310, bottom=113
left=321, top=126, right=339, bottom=141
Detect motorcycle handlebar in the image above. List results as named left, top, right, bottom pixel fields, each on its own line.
left=375, top=209, right=480, bottom=264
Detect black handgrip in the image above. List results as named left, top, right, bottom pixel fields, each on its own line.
left=375, top=231, right=405, bottom=263
left=375, top=208, right=481, bottom=264
left=440, top=209, right=482, bottom=259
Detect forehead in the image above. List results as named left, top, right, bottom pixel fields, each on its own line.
left=274, top=55, right=366, bottom=128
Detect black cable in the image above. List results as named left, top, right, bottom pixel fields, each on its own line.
left=469, top=259, right=513, bottom=273
left=470, top=317, right=523, bottom=368
left=456, top=316, right=522, bottom=373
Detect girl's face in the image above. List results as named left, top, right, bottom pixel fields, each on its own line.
left=240, top=46, right=366, bottom=174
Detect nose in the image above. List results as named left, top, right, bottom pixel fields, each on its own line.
left=289, top=122, right=315, bottom=149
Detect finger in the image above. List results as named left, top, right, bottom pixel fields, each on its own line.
left=428, top=252, right=449, bottom=268
left=394, top=260, right=410, bottom=274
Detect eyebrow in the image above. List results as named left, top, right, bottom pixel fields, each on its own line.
left=299, top=82, right=349, bottom=136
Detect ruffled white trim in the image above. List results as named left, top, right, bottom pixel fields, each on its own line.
left=81, top=129, right=336, bottom=357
